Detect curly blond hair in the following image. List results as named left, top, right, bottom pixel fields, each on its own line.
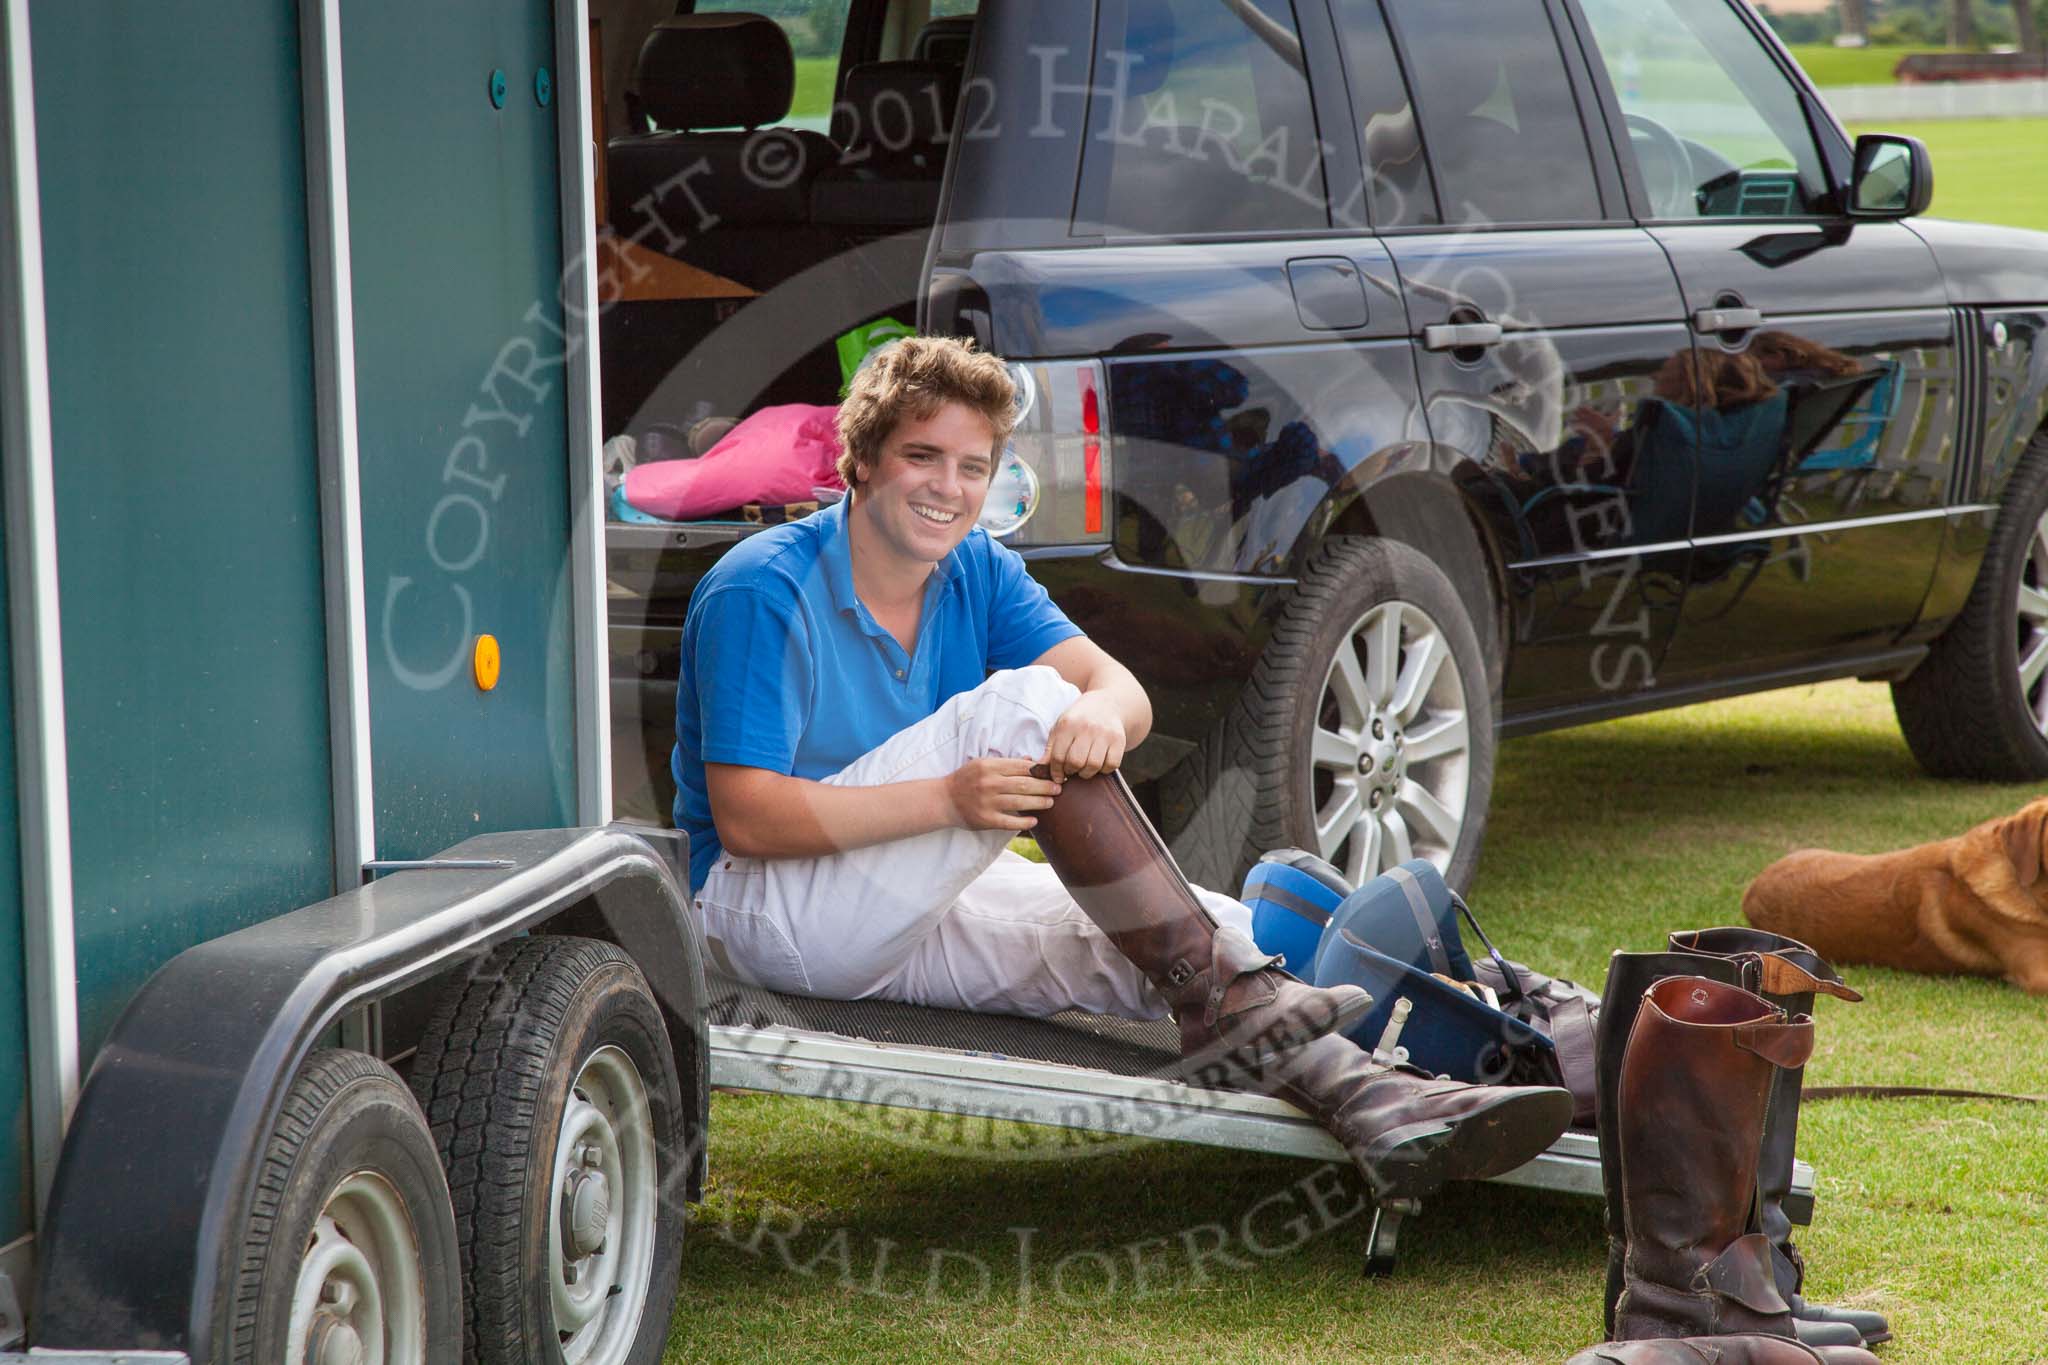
left=835, top=336, right=1017, bottom=489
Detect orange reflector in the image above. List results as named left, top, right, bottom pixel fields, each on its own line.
left=473, top=634, right=501, bottom=691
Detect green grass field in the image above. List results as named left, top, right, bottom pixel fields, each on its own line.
left=1786, top=44, right=1952, bottom=87
left=792, top=56, right=837, bottom=121
left=1845, top=116, right=2048, bottom=229
left=663, top=684, right=2048, bottom=1363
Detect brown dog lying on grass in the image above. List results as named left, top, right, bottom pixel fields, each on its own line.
left=1743, top=797, right=2048, bottom=994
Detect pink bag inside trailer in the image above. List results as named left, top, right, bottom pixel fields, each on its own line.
left=622, top=403, right=845, bottom=521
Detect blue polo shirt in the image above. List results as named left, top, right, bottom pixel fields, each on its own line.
left=672, top=497, right=1083, bottom=893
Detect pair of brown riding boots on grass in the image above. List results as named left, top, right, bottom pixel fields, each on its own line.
left=1030, top=768, right=1575, bottom=1202
left=1567, top=932, right=1890, bottom=1364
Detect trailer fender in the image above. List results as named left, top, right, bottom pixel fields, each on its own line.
left=30, top=823, right=706, bottom=1359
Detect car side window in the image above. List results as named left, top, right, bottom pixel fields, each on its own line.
left=1574, top=0, right=1831, bottom=220
left=1329, top=0, right=1439, bottom=228
left=1074, top=0, right=1328, bottom=237
left=1382, top=0, right=1603, bottom=227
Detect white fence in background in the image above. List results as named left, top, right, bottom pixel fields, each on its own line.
left=1823, top=79, right=2048, bottom=121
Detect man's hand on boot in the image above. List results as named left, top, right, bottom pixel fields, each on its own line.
left=1043, top=692, right=1129, bottom=780
left=944, top=757, right=1064, bottom=831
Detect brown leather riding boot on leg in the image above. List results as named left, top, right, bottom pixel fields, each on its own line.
left=1263, top=1028, right=1575, bottom=1200
left=1614, top=976, right=1818, bottom=1344
left=1567, top=1336, right=1876, bottom=1364
left=1031, top=768, right=1570, bottom=1196
left=1029, top=767, right=1369, bottom=1068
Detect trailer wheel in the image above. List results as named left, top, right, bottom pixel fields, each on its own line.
left=411, top=936, right=684, bottom=1365
left=231, top=1048, right=461, bottom=1365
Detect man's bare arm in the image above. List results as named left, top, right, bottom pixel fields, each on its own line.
left=706, top=759, right=1063, bottom=860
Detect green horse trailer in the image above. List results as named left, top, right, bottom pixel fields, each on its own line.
left=0, top=2, right=1795, bottom=1361
left=0, top=3, right=714, bottom=1360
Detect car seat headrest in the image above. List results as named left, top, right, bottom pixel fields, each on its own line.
left=635, top=12, right=795, bottom=131
left=912, top=15, right=975, bottom=68
left=838, top=61, right=961, bottom=160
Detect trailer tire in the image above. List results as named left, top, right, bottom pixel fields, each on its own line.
left=411, top=936, right=685, bottom=1365
left=230, top=1048, right=462, bottom=1365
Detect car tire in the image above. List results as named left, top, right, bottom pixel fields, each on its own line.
left=230, top=1049, right=462, bottom=1365
left=410, top=936, right=686, bottom=1365
left=1894, top=429, right=2048, bottom=780
left=1163, top=536, right=1495, bottom=895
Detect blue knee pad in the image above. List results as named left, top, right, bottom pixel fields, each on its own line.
left=1238, top=848, right=1349, bottom=975
left=1240, top=850, right=1556, bottom=1085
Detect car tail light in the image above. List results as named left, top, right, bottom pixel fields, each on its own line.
left=1079, top=367, right=1103, bottom=535
left=978, top=359, right=1113, bottom=546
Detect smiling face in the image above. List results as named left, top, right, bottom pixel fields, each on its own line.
left=849, top=400, right=999, bottom=575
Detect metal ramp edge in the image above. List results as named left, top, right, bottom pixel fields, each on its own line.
left=710, top=1021, right=1815, bottom=1214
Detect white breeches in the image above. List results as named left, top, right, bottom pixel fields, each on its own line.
left=694, top=666, right=1254, bottom=1019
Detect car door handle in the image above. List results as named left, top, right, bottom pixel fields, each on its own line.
left=1421, top=322, right=1504, bottom=351
left=1692, top=306, right=1764, bottom=334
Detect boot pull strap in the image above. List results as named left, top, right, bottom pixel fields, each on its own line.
left=1735, top=1016, right=1814, bottom=1069
left=1694, top=1232, right=1792, bottom=1316
left=1545, top=993, right=1600, bottom=1125
left=1205, top=928, right=1282, bottom=1027
left=1758, top=952, right=1863, bottom=1003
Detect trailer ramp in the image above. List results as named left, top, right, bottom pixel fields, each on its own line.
left=704, top=982, right=1816, bottom=1272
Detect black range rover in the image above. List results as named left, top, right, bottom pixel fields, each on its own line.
left=597, top=0, right=2048, bottom=893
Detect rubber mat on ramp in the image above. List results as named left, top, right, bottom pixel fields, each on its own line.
left=705, top=973, right=1193, bottom=1080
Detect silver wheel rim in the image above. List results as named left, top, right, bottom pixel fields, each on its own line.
left=2019, top=509, right=2048, bottom=734
left=1309, top=600, right=1471, bottom=885
left=286, top=1170, right=426, bottom=1365
left=549, top=1044, right=658, bottom=1365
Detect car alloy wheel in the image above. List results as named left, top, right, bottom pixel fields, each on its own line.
left=1160, top=536, right=1495, bottom=895
left=1894, top=431, right=2048, bottom=781
left=2015, top=506, right=2048, bottom=735
left=1310, top=599, right=1472, bottom=885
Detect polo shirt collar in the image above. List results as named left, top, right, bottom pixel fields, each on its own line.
left=820, top=496, right=863, bottom=618
left=822, top=492, right=967, bottom=624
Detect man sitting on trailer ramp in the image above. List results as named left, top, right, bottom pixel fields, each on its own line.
left=672, top=336, right=1569, bottom=1198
